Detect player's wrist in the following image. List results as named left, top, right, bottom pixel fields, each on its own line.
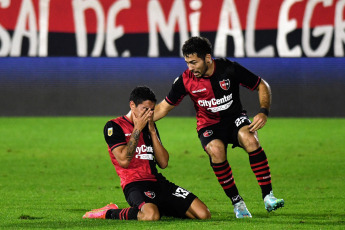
left=258, top=108, right=269, bottom=116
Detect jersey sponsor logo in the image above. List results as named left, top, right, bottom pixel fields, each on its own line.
left=207, top=101, right=233, bottom=113
left=135, top=145, right=154, bottom=160
left=125, top=133, right=131, bottom=136
left=203, top=130, right=213, bottom=137
left=144, top=191, right=156, bottom=199
left=219, top=79, right=230, bottom=90
left=172, top=187, right=190, bottom=199
left=198, top=94, right=233, bottom=113
left=108, top=128, right=113, bottom=136
left=192, top=88, right=207, bottom=94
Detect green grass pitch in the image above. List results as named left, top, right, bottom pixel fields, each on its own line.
left=0, top=117, right=344, bottom=229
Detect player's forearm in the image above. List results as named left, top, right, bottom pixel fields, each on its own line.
left=258, top=79, right=272, bottom=111
left=153, top=100, right=174, bottom=121
left=116, top=128, right=141, bottom=168
left=150, top=132, right=169, bottom=169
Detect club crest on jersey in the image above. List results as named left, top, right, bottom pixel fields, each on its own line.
left=108, top=127, right=113, bottom=136
left=203, top=130, right=213, bottom=137
left=219, top=79, right=230, bottom=90
left=144, top=191, right=156, bottom=199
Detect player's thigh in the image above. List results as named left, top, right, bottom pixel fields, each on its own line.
left=185, top=198, right=211, bottom=219
left=125, top=181, right=159, bottom=209
left=198, top=125, right=228, bottom=162
left=158, top=181, right=197, bottom=218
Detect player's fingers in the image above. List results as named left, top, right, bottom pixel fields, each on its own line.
left=249, top=123, right=258, bottom=132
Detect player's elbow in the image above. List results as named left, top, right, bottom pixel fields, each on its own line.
left=118, top=160, right=130, bottom=169
left=158, top=161, right=168, bottom=169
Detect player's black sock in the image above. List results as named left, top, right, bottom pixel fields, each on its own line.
left=105, top=207, right=139, bottom=220
left=248, top=147, right=272, bottom=199
left=211, top=160, right=243, bottom=205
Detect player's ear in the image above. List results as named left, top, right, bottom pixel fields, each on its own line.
left=205, top=54, right=212, bottom=64
left=129, top=101, right=136, bottom=110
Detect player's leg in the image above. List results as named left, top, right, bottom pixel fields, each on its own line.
left=238, top=125, right=272, bottom=197
left=200, top=135, right=251, bottom=218
left=205, top=139, right=242, bottom=203
left=106, top=181, right=161, bottom=220
left=137, top=203, right=160, bottom=221
left=158, top=180, right=210, bottom=219
left=237, top=125, right=284, bottom=212
left=185, top=198, right=211, bottom=219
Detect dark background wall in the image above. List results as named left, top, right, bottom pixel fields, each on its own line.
left=0, top=57, right=344, bottom=117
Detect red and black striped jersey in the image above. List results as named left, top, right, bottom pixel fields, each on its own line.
left=104, top=116, right=165, bottom=190
left=165, top=58, right=261, bottom=131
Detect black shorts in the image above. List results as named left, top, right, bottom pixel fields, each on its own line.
left=198, top=112, right=252, bottom=150
left=123, top=179, right=197, bottom=218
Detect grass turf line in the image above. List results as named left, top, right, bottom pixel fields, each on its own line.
left=0, top=117, right=344, bottom=229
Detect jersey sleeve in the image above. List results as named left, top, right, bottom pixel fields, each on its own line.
left=104, top=120, right=127, bottom=151
left=234, top=62, right=261, bottom=91
left=165, top=75, right=187, bottom=106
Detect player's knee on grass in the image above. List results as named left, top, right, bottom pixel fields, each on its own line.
left=195, top=207, right=211, bottom=220
left=186, top=198, right=211, bottom=220
left=138, top=203, right=160, bottom=221
left=205, top=139, right=227, bottom=163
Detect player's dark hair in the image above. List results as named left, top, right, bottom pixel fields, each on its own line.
left=129, top=86, right=157, bottom=106
left=182, top=36, right=212, bottom=59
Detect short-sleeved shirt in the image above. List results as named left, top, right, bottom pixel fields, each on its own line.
left=104, top=116, right=165, bottom=190
left=165, top=58, right=261, bottom=131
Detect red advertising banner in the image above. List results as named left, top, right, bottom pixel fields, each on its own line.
left=0, top=0, right=344, bottom=57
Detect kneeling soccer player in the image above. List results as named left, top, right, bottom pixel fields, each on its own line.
left=83, top=86, right=211, bottom=221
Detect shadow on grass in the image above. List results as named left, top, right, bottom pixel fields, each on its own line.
left=3, top=211, right=344, bottom=229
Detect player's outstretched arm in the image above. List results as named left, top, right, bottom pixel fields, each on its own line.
left=249, top=79, right=272, bottom=132
left=153, top=100, right=175, bottom=122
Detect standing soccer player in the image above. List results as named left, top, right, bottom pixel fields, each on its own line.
left=154, top=36, right=284, bottom=218
left=83, top=86, right=211, bottom=221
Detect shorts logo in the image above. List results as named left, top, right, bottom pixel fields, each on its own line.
left=144, top=191, right=156, bottom=199
left=172, top=187, right=190, bottom=199
left=203, top=130, right=213, bottom=137
left=219, top=79, right=230, bottom=90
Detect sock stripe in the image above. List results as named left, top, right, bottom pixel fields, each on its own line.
left=119, top=209, right=124, bottom=220
left=222, top=180, right=235, bottom=190
left=214, top=167, right=231, bottom=177
left=212, top=161, right=229, bottom=168
left=124, top=208, right=130, bottom=220
left=249, top=147, right=263, bottom=156
left=258, top=180, right=272, bottom=186
left=252, top=164, right=269, bottom=172
left=257, top=175, right=271, bottom=181
left=217, top=170, right=233, bottom=180
left=254, top=169, right=271, bottom=176
left=250, top=159, right=268, bottom=167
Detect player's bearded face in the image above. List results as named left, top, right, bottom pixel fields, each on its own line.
left=185, top=53, right=208, bottom=78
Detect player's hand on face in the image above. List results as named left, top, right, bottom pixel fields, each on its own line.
left=248, top=113, right=267, bottom=132
left=148, top=109, right=156, bottom=134
left=133, top=108, right=152, bottom=131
